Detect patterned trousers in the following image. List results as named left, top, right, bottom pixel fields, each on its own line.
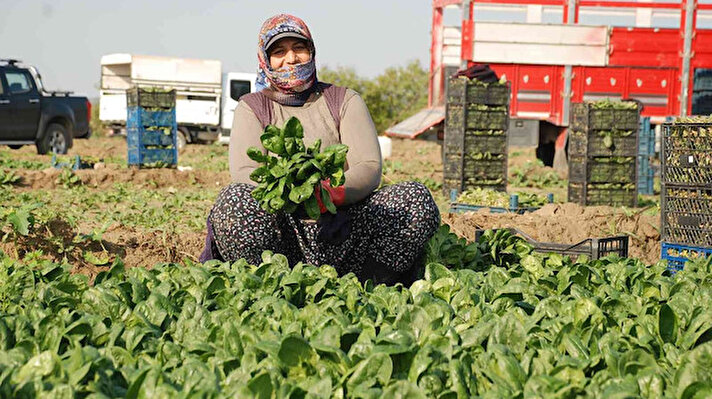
left=208, top=181, right=441, bottom=284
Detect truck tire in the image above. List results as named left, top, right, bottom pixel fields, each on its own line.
left=176, top=128, right=188, bottom=153
left=8, top=145, right=23, bottom=150
left=37, top=123, right=71, bottom=154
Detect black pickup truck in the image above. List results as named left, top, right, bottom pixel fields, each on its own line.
left=0, top=59, right=91, bottom=154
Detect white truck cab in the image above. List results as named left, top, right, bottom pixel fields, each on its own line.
left=219, top=72, right=257, bottom=144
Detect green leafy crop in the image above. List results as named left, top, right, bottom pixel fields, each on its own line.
left=248, top=117, right=348, bottom=220
left=1, top=230, right=711, bottom=398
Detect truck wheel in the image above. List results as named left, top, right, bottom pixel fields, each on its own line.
left=176, top=128, right=188, bottom=153
left=37, top=123, right=71, bottom=154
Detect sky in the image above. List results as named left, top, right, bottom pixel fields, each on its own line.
left=3, top=0, right=711, bottom=100
left=0, top=0, right=433, bottom=99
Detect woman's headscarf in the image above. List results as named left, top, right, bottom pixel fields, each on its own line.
left=256, top=14, right=319, bottom=106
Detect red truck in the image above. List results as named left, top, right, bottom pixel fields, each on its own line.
left=386, top=0, right=712, bottom=169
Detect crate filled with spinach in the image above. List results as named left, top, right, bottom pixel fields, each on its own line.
left=571, top=100, right=641, bottom=131
left=569, top=156, right=637, bottom=184
left=126, top=87, right=178, bottom=168
left=661, top=117, right=712, bottom=187
left=443, top=76, right=510, bottom=195
left=568, top=181, right=638, bottom=207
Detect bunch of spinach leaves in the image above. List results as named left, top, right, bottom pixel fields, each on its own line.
left=247, top=117, right=348, bottom=219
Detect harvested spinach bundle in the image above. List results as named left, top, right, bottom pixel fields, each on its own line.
left=247, top=117, right=348, bottom=220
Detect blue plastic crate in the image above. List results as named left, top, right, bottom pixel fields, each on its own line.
left=449, top=190, right=554, bottom=214
left=127, top=107, right=176, bottom=128
left=638, top=117, right=654, bottom=156
left=661, top=242, right=712, bottom=272
left=127, top=147, right=177, bottom=166
left=126, top=127, right=175, bottom=147
left=637, top=156, right=654, bottom=195
left=126, top=106, right=177, bottom=167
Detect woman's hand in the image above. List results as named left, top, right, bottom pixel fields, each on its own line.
left=314, top=179, right=345, bottom=213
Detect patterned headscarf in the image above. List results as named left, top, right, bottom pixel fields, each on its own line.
left=256, top=14, right=318, bottom=106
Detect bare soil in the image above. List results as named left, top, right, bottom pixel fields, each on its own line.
left=15, top=167, right=231, bottom=190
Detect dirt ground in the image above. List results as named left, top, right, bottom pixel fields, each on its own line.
left=443, top=203, right=661, bottom=265
left=2, top=136, right=664, bottom=275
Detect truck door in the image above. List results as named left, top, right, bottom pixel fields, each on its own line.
left=221, top=79, right=252, bottom=135
left=5, top=69, right=41, bottom=140
left=0, top=71, right=11, bottom=140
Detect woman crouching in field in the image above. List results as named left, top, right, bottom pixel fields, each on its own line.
left=200, top=14, right=440, bottom=285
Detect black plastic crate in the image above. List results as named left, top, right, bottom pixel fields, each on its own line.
left=568, top=129, right=639, bottom=157
left=568, top=182, right=638, bottom=207
left=447, top=76, right=510, bottom=106
left=444, top=130, right=507, bottom=155
left=463, top=157, right=507, bottom=180
left=443, top=155, right=507, bottom=184
left=661, top=122, right=712, bottom=187
left=692, top=91, right=712, bottom=116
left=463, top=132, right=508, bottom=154
left=661, top=185, right=712, bottom=248
left=127, top=87, right=176, bottom=109
left=693, top=69, right=712, bottom=91
left=466, top=108, right=509, bottom=130
left=571, top=102, right=641, bottom=131
left=475, top=228, right=629, bottom=259
left=569, top=155, right=637, bottom=184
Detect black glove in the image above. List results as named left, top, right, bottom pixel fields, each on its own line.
left=317, top=210, right=351, bottom=245
left=454, top=64, right=498, bottom=83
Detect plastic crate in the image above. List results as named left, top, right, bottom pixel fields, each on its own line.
left=568, top=182, right=638, bottom=207
left=444, top=131, right=507, bottom=155
left=569, top=155, right=637, bottom=184
left=638, top=117, right=654, bottom=157
left=463, top=133, right=508, bottom=154
left=466, top=108, right=509, bottom=130
left=693, top=69, right=712, bottom=91
left=127, top=107, right=176, bottom=128
left=443, top=155, right=507, bottom=186
left=661, top=122, right=712, bottom=186
left=568, top=129, right=639, bottom=157
left=571, top=102, right=641, bottom=131
left=661, top=242, right=712, bottom=272
left=450, top=191, right=554, bottom=214
left=691, top=91, right=712, bottom=116
left=447, top=76, right=510, bottom=106
left=126, top=106, right=178, bottom=168
left=127, top=87, right=176, bottom=109
left=661, top=185, right=712, bottom=247
left=475, top=228, right=629, bottom=259
left=50, top=154, right=97, bottom=170
left=638, top=156, right=655, bottom=195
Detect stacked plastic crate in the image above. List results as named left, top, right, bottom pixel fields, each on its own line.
left=637, top=117, right=655, bottom=195
left=567, top=101, right=641, bottom=207
left=442, top=76, right=510, bottom=195
left=126, top=87, right=178, bottom=168
left=692, top=69, right=712, bottom=116
left=660, top=116, right=712, bottom=271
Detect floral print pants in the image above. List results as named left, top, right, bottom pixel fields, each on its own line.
left=207, top=181, right=441, bottom=283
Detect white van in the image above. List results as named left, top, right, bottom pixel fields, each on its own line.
left=99, top=53, right=256, bottom=149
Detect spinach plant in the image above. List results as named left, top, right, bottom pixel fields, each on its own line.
left=248, top=117, right=348, bottom=219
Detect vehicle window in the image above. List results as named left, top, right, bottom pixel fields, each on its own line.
left=5, top=71, right=33, bottom=94
left=230, top=80, right=251, bottom=101
left=0, top=76, right=4, bottom=95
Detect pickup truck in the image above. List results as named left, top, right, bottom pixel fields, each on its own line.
left=0, top=59, right=91, bottom=154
